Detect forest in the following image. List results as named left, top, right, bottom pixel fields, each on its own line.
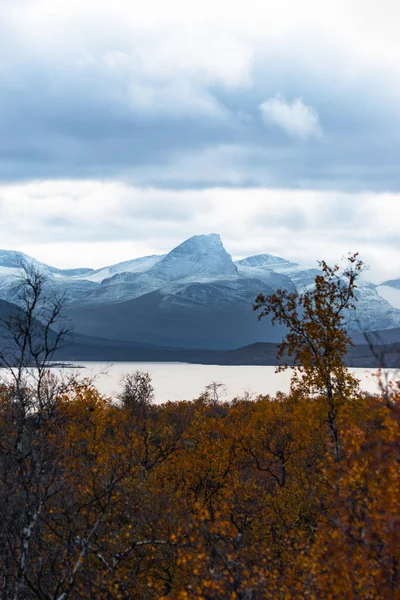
left=0, top=257, right=399, bottom=599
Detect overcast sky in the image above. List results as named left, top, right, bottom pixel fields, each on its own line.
left=1, top=0, right=399, bottom=280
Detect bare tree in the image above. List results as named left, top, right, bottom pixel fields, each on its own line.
left=203, top=381, right=227, bottom=405
left=0, top=266, right=72, bottom=599
left=0, top=264, right=72, bottom=410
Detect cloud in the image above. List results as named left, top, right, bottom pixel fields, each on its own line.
left=0, top=180, right=399, bottom=282
left=259, top=95, right=322, bottom=140
left=0, top=181, right=212, bottom=240
left=0, top=1, right=398, bottom=288
left=1, top=0, right=400, bottom=190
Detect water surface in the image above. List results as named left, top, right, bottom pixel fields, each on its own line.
left=48, top=362, right=392, bottom=404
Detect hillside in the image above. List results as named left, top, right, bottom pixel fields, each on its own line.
left=0, top=234, right=398, bottom=350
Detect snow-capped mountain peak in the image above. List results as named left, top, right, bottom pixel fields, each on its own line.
left=236, top=254, right=295, bottom=270
left=0, top=249, right=46, bottom=270
left=79, top=254, right=165, bottom=283
left=150, top=233, right=238, bottom=281
left=0, top=238, right=399, bottom=340
left=0, top=249, right=94, bottom=279
left=0, top=249, right=57, bottom=282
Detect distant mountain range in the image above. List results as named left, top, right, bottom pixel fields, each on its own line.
left=0, top=234, right=399, bottom=354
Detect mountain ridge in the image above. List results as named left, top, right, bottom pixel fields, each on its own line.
left=0, top=234, right=398, bottom=350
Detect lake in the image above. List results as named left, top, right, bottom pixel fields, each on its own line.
left=46, top=362, right=393, bottom=404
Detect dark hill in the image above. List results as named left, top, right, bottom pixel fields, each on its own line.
left=65, top=285, right=287, bottom=350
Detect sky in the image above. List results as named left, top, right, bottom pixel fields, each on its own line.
left=1, top=0, right=399, bottom=281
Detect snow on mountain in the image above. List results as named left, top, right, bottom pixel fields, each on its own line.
left=0, top=250, right=54, bottom=303
left=0, top=265, right=22, bottom=280
left=236, top=254, right=296, bottom=270
left=151, top=234, right=238, bottom=281
left=0, top=249, right=97, bottom=306
left=52, top=268, right=94, bottom=278
left=80, top=255, right=164, bottom=283
left=78, top=233, right=234, bottom=292
left=0, top=249, right=53, bottom=275
left=349, top=282, right=400, bottom=331
left=0, top=250, right=94, bottom=279
left=236, top=252, right=400, bottom=331
left=0, top=239, right=399, bottom=339
left=278, top=268, right=322, bottom=292
left=159, top=276, right=275, bottom=310
left=235, top=264, right=296, bottom=293
left=74, top=235, right=239, bottom=306
left=382, top=278, right=400, bottom=290
left=76, top=271, right=165, bottom=306
left=236, top=254, right=320, bottom=292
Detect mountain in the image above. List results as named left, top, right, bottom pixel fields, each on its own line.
left=72, top=234, right=240, bottom=307
left=0, top=249, right=93, bottom=278
left=55, top=336, right=400, bottom=368
left=0, top=303, right=393, bottom=367
left=65, top=279, right=288, bottom=349
left=0, top=236, right=399, bottom=350
left=0, top=297, right=65, bottom=365
left=0, top=249, right=97, bottom=306
left=236, top=255, right=319, bottom=293
left=64, top=237, right=400, bottom=348
left=236, top=254, right=400, bottom=333
left=381, top=278, right=400, bottom=289
left=151, top=233, right=237, bottom=280
left=78, top=255, right=164, bottom=284
left=350, top=282, right=400, bottom=331
left=0, top=249, right=53, bottom=273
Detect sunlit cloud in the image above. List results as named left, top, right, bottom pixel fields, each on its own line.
left=259, top=95, right=322, bottom=140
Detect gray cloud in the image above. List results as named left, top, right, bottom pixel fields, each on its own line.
left=0, top=1, right=398, bottom=281
left=1, top=4, right=400, bottom=191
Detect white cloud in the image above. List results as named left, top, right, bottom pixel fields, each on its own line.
left=259, top=95, right=322, bottom=140
left=0, top=2, right=398, bottom=282
left=7, top=0, right=400, bottom=74
left=5, top=0, right=400, bottom=121
left=98, top=31, right=252, bottom=118
left=0, top=180, right=399, bottom=282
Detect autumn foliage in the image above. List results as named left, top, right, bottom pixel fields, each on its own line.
left=0, top=257, right=399, bottom=599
